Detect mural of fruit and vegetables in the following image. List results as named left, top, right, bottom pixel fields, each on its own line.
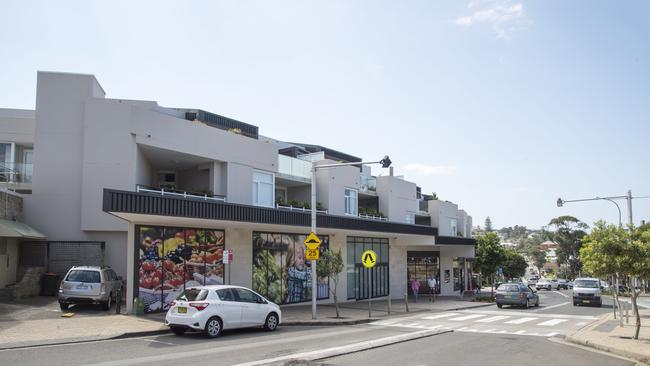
left=138, top=226, right=225, bottom=313
left=252, top=232, right=329, bottom=305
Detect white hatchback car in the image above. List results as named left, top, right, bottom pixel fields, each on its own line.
left=165, top=285, right=282, bottom=338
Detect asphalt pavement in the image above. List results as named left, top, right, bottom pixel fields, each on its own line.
left=0, top=289, right=625, bottom=366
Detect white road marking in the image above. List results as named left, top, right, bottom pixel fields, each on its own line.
left=421, top=313, right=459, bottom=320
left=545, top=332, right=559, bottom=337
left=552, top=290, right=570, bottom=298
left=449, top=314, right=486, bottom=321
left=141, top=338, right=178, bottom=346
left=505, top=317, right=539, bottom=324
left=537, top=319, right=568, bottom=326
left=455, top=309, right=597, bottom=320
left=475, top=315, right=510, bottom=323
left=514, top=330, right=526, bottom=335
left=533, top=301, right=570, bottom=312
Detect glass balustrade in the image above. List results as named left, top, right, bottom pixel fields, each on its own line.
left=0, top=163, right=33, bottom=183
left=277, top=155, right=312, bottom=180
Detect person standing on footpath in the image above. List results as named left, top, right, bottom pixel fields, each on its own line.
left=427, top=277, right=437, bottom=302
left=411, top=278, right=420, bottom=302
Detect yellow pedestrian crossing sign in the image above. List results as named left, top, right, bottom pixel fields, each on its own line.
left=305, top=248, right=319, bottom=260
left=361, top=250, right=377, bottom=268
left=304, top=232, right=321, bottom=250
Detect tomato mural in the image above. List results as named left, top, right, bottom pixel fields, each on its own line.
left=138, top=226, right=225, bottom=313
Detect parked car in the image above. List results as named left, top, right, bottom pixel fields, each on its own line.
left=165, top=285, right=282, bottom=338
left=495, top=283, right=539, bottom=309
left=557, top=279, right=569, bottom=290
left=567, top=281, right=574, bottom=289
left=573, top=278, right=602, bottom=307
left=528, top=276, right=539, bottom=285
left=535, top=279, right=558, bottom=291
left=600, top=280, right=610, bottom=291
left=58, top=266, right=123, bottom=311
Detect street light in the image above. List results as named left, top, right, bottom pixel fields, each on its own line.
left=309, top=155, right=392, bottom=320
left=557, top=197, right=622, bottom=227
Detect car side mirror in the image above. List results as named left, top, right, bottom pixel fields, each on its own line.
left=257, top=297, right=267, bottom=304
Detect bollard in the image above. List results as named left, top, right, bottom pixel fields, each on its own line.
left=625, top=302, right=629, bottom=324
left=388, top=293, right=392, bottom=315
left=405, top=292, right=409, bottom=312
left=115, top=287, right=122, bottom=314
left=368, top=298, right=372, bottom=319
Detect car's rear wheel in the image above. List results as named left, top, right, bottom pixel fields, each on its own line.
left=60, top=303, right=69, bottom=311
left=535, top=299, right=539, bottom=307
left=497, top=303, right=503, bottom=308
left=102, top=293, right=112, bottom=310
left=205, top=317, right=222, bottom=338
left=264, top=313, right=279, bottom=331
left=171, top=327, right=186, bottom=335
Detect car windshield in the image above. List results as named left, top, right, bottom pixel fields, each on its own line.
left=66, top=270, right=101, bottom=283
left=497, top=284, right=520, bottom=292
left=574, top=280, right=599, bottom=288
left=177, top=288, right=208, bottom=301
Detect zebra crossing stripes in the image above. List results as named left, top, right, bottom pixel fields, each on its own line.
left=449, top=314, right=485, bottom=321
left=475, top=315, right=510, bottom=323
left=537, top=319, right=568, bottom=326
left=504, top=317, right=538, bottom=324
left=421, top=313, right=460, bottom=320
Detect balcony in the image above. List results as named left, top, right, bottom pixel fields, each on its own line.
left=135, top=185, right=226, bottom=202
left=277, top=155, right=312, bottom=182
left=0, top=163, right=33, bottom=188
left=359, top=175, right=376, bottom=193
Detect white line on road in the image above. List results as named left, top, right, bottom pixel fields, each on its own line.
left=533, top=301, right=570, bottom=312
left=421, top=313, right=460, bottom=320
left=475, top=315, right=510, bottom=323
left=552, top=290, right=570, bottom=298
left=141, top=338, right=178, bottom=346
left=449, top=314, right=486, bottom=321
left=505, top=317, right=539, bottom=324
left=537, top=319, right=568, bottom=326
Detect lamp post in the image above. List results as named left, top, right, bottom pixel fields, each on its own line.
left=310, top=155, right=392, bottom=320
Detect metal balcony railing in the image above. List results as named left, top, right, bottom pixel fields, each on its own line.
left=0, top=163, right=33, bottom=184
left=135, top=185, right=226, bottom=202
left=358, top=213, right=388, bottom=222
left=276, top=204, right=327, bottom=214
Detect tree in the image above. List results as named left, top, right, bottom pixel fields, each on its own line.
left=530, top=247, right=547, bottom=272
left=484, top=217, right=493, bottom=232
left=316, top=249, right=345, bottom=318
left=501, top=249, right=527, bottom=280
left=430, top=192, right=438, bottom=200
left=548, top=216, right=588, bottom=279
left=475, top=232, right=503, bottom=296
left=581, top=222, right=650, bottom=339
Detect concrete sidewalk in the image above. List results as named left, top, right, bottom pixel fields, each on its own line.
left=566, top=308, right=650, bottom=364
left=0, top=295, right=489, bottom=350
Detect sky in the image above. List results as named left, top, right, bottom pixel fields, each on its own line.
left=1, top=0, right=649, bottom=230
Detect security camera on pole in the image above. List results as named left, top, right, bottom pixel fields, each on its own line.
left=310, top=155, right=392, bottom=320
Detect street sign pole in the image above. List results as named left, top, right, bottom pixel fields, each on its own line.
left=311, top=165, right=317, bottom=320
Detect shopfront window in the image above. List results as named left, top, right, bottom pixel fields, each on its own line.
left=407, top=251, right=440, bottom=295
left=346, top=237, right=389, bottom=300
left=252, top=232, right=329, bottom=305
left=137, top=226, right=225, bottom=313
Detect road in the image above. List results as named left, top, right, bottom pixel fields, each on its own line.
left=0, top=290, right=631, bottom=366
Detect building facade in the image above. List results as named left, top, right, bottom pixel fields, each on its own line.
left=0, top=71, right=476, bottom=313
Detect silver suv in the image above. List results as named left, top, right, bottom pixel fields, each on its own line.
left=58, top=266, right=123, bottom=311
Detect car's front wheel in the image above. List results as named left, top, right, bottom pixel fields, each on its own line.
left=60, top=303, right=69, bottom=311
left=264, top=313, right=279, bottom=331
left=205, top=317, right=223, bottom=338
left=497, top=303, right=503, bottom=308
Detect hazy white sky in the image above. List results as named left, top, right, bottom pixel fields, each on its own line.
left=1, top=0, right=649, bottom=229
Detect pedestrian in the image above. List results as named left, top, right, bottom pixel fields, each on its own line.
left=411, top=278, right=420, bottom=302
left=427, top=277, right=437, bottom=302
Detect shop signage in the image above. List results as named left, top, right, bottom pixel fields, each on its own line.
left=304, top=232, right=321, bottom=250
left=361, top=249, right=377, bottom=268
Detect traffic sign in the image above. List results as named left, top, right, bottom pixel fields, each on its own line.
left=361, top=250, right=377, bottom=268
left=305, top=248, right=319, bottom=260
left=304, top=232, right=321, bottom=250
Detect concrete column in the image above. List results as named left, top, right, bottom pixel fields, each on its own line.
left=225, top=228, right=253, bottom=288
left=126, top=222, right=135, bottom=314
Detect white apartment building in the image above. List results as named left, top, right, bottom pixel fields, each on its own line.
left=0, top=71, right=476, bottom=313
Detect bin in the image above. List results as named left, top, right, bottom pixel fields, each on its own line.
left=41, top=273, right=60, bottom=296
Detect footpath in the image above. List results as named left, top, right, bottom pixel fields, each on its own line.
left=0, top=295, right=490, bottom=350
left=566, top=306, right=650, bottom=364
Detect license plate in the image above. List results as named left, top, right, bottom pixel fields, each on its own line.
left=583, top=300, right=590, bottom=304
left=76, top=285, right=88, bottom=290
left=178, top=307, right=187, bottom=314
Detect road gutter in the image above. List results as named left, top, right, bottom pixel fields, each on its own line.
left=231, top=328, right=452, bottom=366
